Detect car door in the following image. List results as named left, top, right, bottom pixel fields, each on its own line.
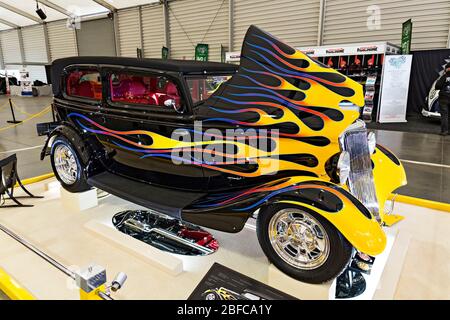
left=83, top=66, right=207, bottom=191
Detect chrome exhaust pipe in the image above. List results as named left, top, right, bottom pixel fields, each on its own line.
left=123, top=218, right=214, bottom=255
left=149, top=228, right=214, bottom=255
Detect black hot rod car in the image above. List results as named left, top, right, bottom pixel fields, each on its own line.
left=39, top=26, right=406, bottom=284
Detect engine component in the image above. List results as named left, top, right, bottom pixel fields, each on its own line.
left=335, top=267, right=366, bottom=299
left=112, top=210, right=219, bottom=256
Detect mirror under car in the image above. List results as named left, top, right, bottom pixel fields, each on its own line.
left=164, top=98, right=183, bottom=113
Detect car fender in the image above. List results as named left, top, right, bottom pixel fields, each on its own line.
left=372, top=144, right=407, bottom=220
left=269, top=178, right=387, bottom=256
left=41, top=123, right=91, bottom=165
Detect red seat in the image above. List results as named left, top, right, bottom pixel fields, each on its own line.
left=162, top=82, right=181, bottom=106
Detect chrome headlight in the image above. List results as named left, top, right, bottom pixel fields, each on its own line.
left=337, top=151, right=350, bottom=185
left=367, top=132, right=376, bottom=154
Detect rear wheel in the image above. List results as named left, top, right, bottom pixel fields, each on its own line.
left=50, top=136, right=91, bottom=193
left=257, top=204, right=352, bottom=284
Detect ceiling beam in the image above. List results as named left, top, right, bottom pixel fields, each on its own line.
left=0, top=1, right=42, bottom=23
left=38, top=0, right=70, bottom=17
left=92, top=0, right=117, bottom=12
left=0, top=17, right=18, bottom=29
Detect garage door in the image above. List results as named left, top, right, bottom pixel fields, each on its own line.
left=76, top=18, right=116, bottom=56
left=169, top=0, right=229, bottom=61
left=22, top=25, right=48, bottom=64
left=0, top=29, right=22, bottom=65
left=323, top=0, right=450, bottom=50
left=141, top=4, right=165, bottom=58
left=117, top=7, right=142, bottom=57
left=232, top=0, right=320, bottom=52
left=47, top=20, right=78, bottom=62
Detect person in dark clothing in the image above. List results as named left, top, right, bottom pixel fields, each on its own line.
left=435, top=63, right=450, bottom=135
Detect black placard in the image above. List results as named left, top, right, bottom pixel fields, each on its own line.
left=188, top=263, right=297, bottom=300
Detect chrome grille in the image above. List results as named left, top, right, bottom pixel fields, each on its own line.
left=340, top=123, right=380, bottom=222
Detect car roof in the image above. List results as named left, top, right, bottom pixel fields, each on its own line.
left=52, top=56, right=238, bottom=74
left=51, top=56, right=238, bottom=96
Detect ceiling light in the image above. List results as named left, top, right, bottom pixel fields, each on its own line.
left=36, top=1, right=47, bottom=20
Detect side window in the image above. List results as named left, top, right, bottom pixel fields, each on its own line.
left=110, top=72, right=182, bottom=110
left=66, top=69, right=102, bottom=100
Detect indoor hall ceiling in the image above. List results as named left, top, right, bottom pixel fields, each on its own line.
left=0, top=0, right=160, bottom=29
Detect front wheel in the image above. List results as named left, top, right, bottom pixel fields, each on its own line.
left=257, top=204, right=352, bottom=284
left=50, top=136, right=91, bottom=193
left=201, top=291, right=221, bottom=300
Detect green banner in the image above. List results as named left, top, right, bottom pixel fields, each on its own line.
left=162, top=46, right=169, bottom=60
left=195, top=44, right=209, bottom=61
left=401, top=19, right=412, bottom=54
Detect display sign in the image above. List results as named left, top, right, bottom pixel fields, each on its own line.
left=20, top=68, right=32, bottom=96
left=378, top=55, right=413, bottom=123
left=227, top=44, right=400, bottom=62
left=195, top=43, right=209, bottom=61
left=162, top=46, right=169, bottom=60
left=188, top=263, right=296, bottom=300
left=401, top=19, right=413, bottom=54
left=298, top=42, right=401, bottom=57
left=225, top=51, right=241, bottom=62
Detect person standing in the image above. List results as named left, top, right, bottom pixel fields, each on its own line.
left=435, top=63, right=450, bottom=136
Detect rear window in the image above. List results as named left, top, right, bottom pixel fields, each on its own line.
left=109, top=72, right=182, bottom=110
left=66, top=69, right=102, bottom=100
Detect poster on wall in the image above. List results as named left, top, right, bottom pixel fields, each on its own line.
left=378, top=55, right=413, bottom=123
left=195, top=44, right=209, bottom=61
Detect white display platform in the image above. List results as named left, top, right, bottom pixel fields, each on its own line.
left=85, top=220, right=184, bottom=276
left=267, top=229, right=405, bottom=300
left=61, top=188, right=98, bottom=212
left=0, top=180, right=413, bottom=300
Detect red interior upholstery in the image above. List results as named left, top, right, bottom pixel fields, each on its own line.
left=110, top=73, right=181, bottom=108
left=76, top=81, right=95, bottom=98
left=162, top=82, right=181, bottom=106
left=66, top=70, right=102, bottom=100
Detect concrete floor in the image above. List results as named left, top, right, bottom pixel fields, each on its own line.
left=374, top=130, right=450, bottom=203
left=0, top=96, right=449, bottom=203
left=0, top=96, right=53, bottom=179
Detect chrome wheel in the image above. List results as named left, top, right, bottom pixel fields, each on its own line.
left=53, top=144, right=78, bottom=185
left=205, top=293, right=216, bottom=300
left=268, top=208, right=330, bottom=270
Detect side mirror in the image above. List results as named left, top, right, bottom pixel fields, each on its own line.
left=164, top=99, right=183, bottom=113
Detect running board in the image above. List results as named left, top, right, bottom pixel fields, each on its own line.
left=87, top=172, right=206, bottom=219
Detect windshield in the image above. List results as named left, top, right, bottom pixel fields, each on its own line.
left=186, top=75, right=232, bottom=104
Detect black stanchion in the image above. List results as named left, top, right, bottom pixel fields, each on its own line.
left=6, top=98, right=22, bottom=124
